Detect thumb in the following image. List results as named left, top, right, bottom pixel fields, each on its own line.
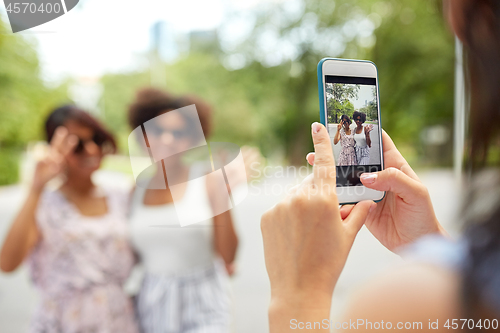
left=344, top=200, right=373, bottom=235
left=360, top=167, right=426, bottom=203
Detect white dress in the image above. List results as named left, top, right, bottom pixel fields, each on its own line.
left=353, top=125, right=371, bottom=165
left=129, top=165, right=231, bottom=333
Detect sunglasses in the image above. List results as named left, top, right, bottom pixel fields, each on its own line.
left=73, top=134, right=106, bottom=154
left=147, top=125, right=190, bottom=139
left=354, top=118, right=362, bottom=122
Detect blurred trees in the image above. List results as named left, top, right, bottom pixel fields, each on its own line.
left=0, top=0, right=456, bottom=186
left=327, top=83, right=359, bottom=123
left=0, top=17, right=68, bottom=184
left=218, top=0, right=454, bottom=165
left=97, top=0, right=456, bottom=166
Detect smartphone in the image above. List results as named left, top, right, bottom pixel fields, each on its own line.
left=317, top=58, right=385, bottom=204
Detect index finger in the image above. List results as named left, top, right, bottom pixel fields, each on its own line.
left=50, top=126, right=68, bottom=154
left=311, top=122, right=336, bottom=186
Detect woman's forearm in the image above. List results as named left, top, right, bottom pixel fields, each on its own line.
left=333, top=130, right=341, bottom=145
left=366, top=133, right=371, bottom=148
left=0, top=187, right=41, bottom=272
left=213, top=211, right=238, bottom=265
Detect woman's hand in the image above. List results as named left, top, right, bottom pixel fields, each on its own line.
left=364, top=124, right=373, bottom=135
left=307, top=130, right=445, bottom=252
left=261, top=122, right=372, bottom=332
left=32, top=127, right=77, bottom=192
left=0, top=127, right=77, bottom=273
left=337, top=122, right=342, bottom=130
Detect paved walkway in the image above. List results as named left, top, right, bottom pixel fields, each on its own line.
left=0, top=169, right=461, bottom=333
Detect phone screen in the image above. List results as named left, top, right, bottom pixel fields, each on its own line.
left=324, top=75, right=382, bottom=187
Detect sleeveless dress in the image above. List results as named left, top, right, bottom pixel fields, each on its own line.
left=353, top=125, right=370, bottom=165
left=338, top=127, right=357, bottom=166
left=129, top=165, right=231, bottom=333
left=28, top=188, right=138, bottom=333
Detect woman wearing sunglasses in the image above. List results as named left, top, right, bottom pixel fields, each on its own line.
left=0, top=105, right=138, bottom=333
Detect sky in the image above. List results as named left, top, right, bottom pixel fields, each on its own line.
left=0, top=0, right=266, bottom=82
left=351, top=84, right=376, bottom=110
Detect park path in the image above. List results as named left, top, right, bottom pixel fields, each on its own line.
left=0, top=168, right=461, bottom=333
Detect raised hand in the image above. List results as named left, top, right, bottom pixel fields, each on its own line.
left=32, top=127, right=77, bottom=192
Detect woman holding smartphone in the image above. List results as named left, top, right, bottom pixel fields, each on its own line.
left=0, top=106, right=138, bottom=333
left=127, top=88, right=238, bottom=333
left=333, top=114, right=357, bottom=166
left=261, top=0, right=500, bottom=331
left=352, top=111, right=373, bottom=165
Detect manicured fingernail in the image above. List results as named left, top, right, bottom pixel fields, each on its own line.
left=312, top=122, right=321, bottom=134
left=360, top=173, right=377, bottom=184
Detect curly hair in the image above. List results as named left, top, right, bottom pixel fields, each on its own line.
left=127, top=88, right=213, bottom=139
left=352, top=111, right=366, bottom=123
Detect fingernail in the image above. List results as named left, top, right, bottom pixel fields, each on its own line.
left=369, top=202, right=376, bottom=213
left=360, top=173, right=377, bottom=184
left=312, top=122, right=321, bottom=134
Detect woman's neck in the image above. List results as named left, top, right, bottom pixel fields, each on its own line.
left=62, top=174, right=95, bottom=195
left=152, top=160, right=189, bottom=187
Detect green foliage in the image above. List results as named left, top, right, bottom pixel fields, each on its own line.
left=327, top=84, right=359, bottom=123
left=0, top=0, right=456, bottom=175
left=359, top=101, right=377, bottom=122
left=217, top=0, right=455, bottom=165
left=0, top=148, right=20, bottom=185
left=0, top=17, right=69, bottom=185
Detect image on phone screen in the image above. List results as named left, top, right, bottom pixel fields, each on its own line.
left=325, top=75, right=382, bottom=187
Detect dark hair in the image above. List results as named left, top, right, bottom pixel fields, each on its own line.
left=340, top=114, right=351, bottom=124
left=352, top=111, right=366, bottom=123
left=128, top=88, right=213, bottom=139
left=454, top=0, right=500, bottom=325
left=45, top=105, right=117, bottom=154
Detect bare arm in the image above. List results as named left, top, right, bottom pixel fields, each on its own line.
left=365, top=125, right=372, bottom=148
left=206, top=173, right=239, bottom=272
left=0, top=127, right=77, bottom=272
left=333, top=123, right=342, bottom=145
left=213, top=211, right=238, bottom=267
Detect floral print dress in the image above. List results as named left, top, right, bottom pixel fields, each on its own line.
left=27, top=188, right=138, bottom=333
left=338, top=127, right=357, bottom=166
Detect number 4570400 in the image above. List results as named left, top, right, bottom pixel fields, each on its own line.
left=444, top=319, right=498, bottom=330
left=6, top=2, right=62, bottom=14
